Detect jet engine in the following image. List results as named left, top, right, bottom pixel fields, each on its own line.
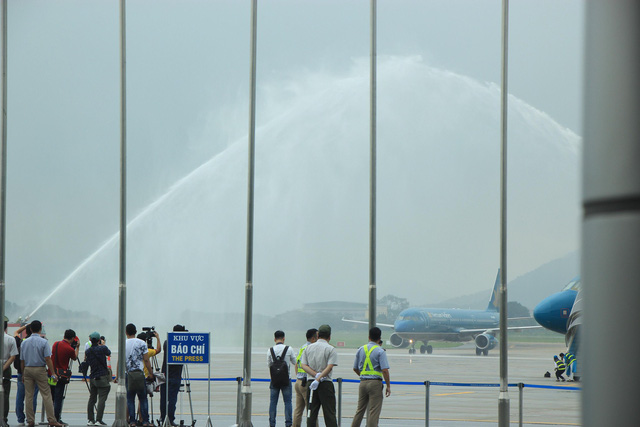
left=475, top=333, right=498, bottom=354
left=389, top=333, right=409, bottom=348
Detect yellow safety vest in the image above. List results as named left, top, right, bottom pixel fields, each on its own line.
left=296, top=345, right=308, bottom=374
left=360, top=344, right=383, bottom=378
left=565, top=352, right=576, bottom=366
left=555, top=359, right=566, bottom=371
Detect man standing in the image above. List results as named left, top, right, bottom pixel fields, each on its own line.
left=351, top=327, right=391, bottom=427
left=267, top=330, right=296, bottom=427
left=50, top=330, right=79, bottom=424
left=85, top=331, right=111, bottom=426
left=161, top=324, right=186, bottom=427
left=125, top=323, right=154, bottom=427
left=14, top=323, right=39, bottom=425
left=20, top=320, right=62, bottom=427
left=293, top=328, right=317, bottom=427
left=2, top=318, right=18, bottom=425
left=301, top=324, right=338, bottom=427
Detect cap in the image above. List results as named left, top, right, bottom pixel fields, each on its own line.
left=553, top=355, right=558, bottom=360
left=89, top=331, right=101, bottom=340
left=318, top=324, right=331, bottom=336
left=173, top=324, right=187, bottom=332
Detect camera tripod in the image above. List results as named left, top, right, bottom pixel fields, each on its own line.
left=158, top=364, right=195, bottom=427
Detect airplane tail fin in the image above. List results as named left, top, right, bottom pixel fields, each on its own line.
left=486, top=269, right=501, bottom=312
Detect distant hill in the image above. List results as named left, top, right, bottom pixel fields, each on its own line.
left=431, top=252, right=579, bottom=311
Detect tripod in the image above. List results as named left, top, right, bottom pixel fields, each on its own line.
left=160, top=364, right=194, bottom=427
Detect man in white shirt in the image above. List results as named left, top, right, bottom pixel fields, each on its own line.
left=301, top=324, right=338, bottom=427
left=2, top=319, right=18, bottom=424
left=267, top=330, right=296, bottom=427
left=124, top=324, right=154, bottom=427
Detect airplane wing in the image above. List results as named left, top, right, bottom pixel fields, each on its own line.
left=458, top=325, right=542, bottom=333
left=341, top=318, right=395, bottom=328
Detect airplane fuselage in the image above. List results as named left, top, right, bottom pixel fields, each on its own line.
left=393, top=307, right=499, bottom=343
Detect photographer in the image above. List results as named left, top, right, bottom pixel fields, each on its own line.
left=50, top=329, right=80, bottom=425
left=85, top=332, right=111, bottom=426
left=136, top=328, right=161, bottom=379
left=160, top=324, right=186, bottom=426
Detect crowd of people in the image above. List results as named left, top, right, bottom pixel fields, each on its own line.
left=2, top=320, right=393, bottom=427
left=267, top=324, right=391, bottom=427
left=0, top=320, right=186, bottom=427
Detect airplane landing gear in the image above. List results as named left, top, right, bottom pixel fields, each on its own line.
left=409, top=343, right=417, bottom=354
left=419, top=344, right=433, bottom=354
left=476, top=347, right=489, bottom=356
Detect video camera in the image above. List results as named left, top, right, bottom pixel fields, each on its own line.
left=141, top=326, right=156, bottom=348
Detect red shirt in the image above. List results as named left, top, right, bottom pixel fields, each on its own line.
left=51, top=340, right=77, bottom=370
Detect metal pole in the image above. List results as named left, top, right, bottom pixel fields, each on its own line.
left=337, top=378, right=342, bottom=427
left=235, top=377, right=242, bottom=426
left=518, top=383, right=523, bottom=427
left=0, top=2, right=7, bottom=424
left=582, top=2, right=640, bottom=426
left=239, top=1, right=258, bottom=425
left=368, top=0, right=377, bottom=331
left=113, top=1, right=128, bottom=426
left=424, top=381, right=430, bottom=427
left=498, top=1, right=510, bottom=426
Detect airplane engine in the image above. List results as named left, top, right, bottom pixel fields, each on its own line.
left=475, top=333, right=498, bottom=352
left=389, top=333, right=409, bottom=348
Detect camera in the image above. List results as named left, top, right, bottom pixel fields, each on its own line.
left=141, top=326, right=156, bottom=348
left=71, top=336, right=80, bottom=349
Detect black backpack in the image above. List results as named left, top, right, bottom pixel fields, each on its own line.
left=269, top=346, right=290, bottom=389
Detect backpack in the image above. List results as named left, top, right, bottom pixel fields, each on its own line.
left=269, top=346, right=290, bottom=389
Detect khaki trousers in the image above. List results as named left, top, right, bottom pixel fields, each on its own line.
left=351, top=379, right=384, bottom=427
left=293, top=379, right=309, bottom=427
left=24, top=366, right=56, bottom=424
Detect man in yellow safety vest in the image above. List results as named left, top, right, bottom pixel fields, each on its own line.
left=351, top=327, right=391, bottom=427
left=293, top=328, right=317, bottom=427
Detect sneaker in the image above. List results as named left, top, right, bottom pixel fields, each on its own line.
left=58, top=420, right=68, bottom=426
left=87, top=421, right=95, bottom=426
left=95, top=422, right=107, bottom=426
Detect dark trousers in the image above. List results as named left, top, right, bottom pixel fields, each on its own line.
left=307, top=381, right=337, bottom=427
left=50, top=382, right=66, bottom=421
left=2, top=368, right=11, bottom=423
left=160, top=378, right=181, bottom=423
left=555, top=369, right=565, bottom=380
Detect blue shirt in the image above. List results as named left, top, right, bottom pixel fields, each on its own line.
left=20, top=334, right=52, bottom=367
left=353, top=342, right=390, bottom=379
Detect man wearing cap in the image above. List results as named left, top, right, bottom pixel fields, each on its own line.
left=20, top=320, right=63, bottom=427
left=2, top=318, right=18, bottom=425
left=351, top=327, right=391, bottom=427
left=50, top=329, right=79, bottom=425
left=301, top=324, right=338, bottom=427
left=85, top=332, right=111, bottom=426
left=161, top=324, right=187, bottom=426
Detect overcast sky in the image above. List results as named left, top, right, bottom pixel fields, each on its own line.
left=3, top=1, right=584, bottom=327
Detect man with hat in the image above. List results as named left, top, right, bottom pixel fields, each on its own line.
left=161, top=324, right=187, bottom=426
left=301, top=324, right=338, bottom=427
left=85, top=331, right=111, bottom=426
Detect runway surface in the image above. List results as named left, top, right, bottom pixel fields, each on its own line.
left=11, top=342, right=580, bottom=426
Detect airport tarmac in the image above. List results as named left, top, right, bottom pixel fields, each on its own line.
left=10, top=342, right=580, bottom=426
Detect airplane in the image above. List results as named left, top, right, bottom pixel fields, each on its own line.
left=344, top=270, right=539, bottom=355
left=533, top=276, right=582, bottom=380
left=532, top=276, right=580, bottom=334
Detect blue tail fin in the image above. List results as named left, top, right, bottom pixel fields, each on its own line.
left=486, top=269, right=501, bottom=312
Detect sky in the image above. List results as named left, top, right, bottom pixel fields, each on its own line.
left=3, top=0, right=584, bottom=330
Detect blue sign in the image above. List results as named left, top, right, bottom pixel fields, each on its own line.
left=167, top=332, right=210, bottom=365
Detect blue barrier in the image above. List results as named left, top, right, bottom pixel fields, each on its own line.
left=47, top=375, right=579, bottom=391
